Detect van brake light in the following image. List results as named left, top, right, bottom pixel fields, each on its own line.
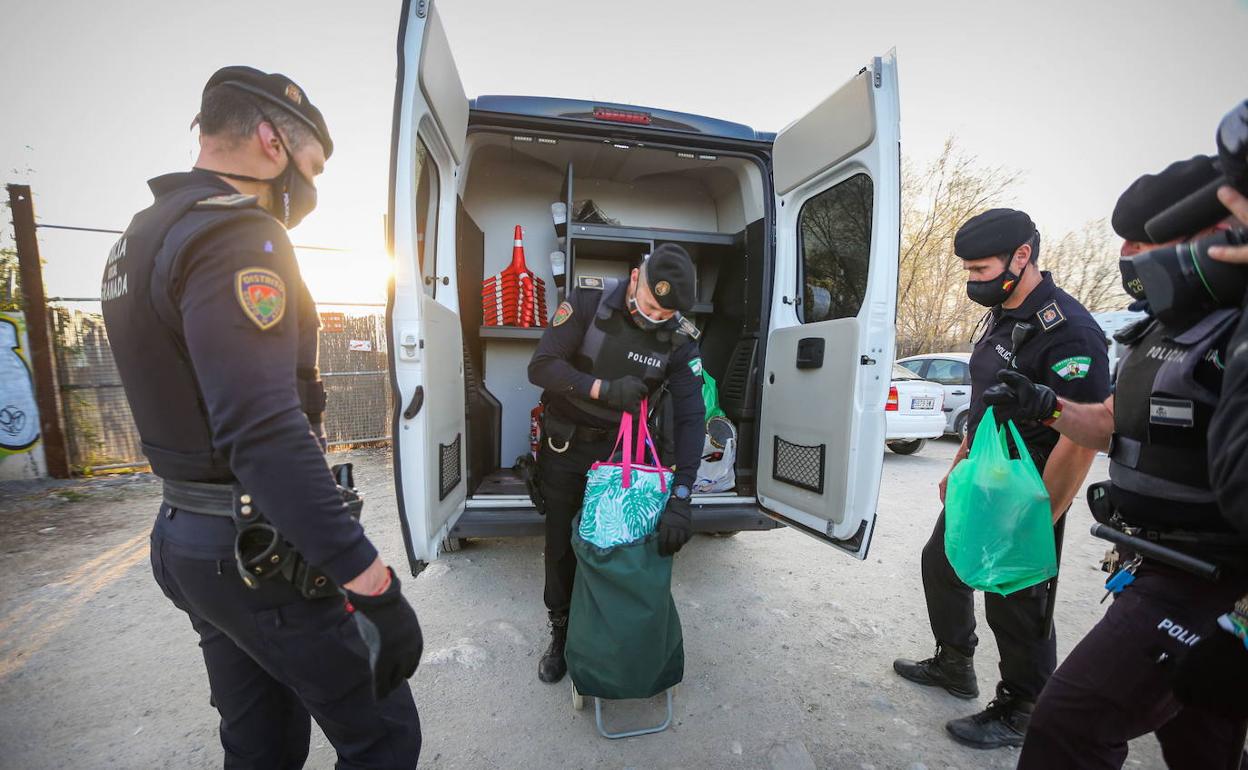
left=886, top=386, right=899, bottom=412
left=593, top=107, right=652, bottom=125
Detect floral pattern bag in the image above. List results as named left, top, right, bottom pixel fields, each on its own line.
left=577, top=399, right=673, bottom=549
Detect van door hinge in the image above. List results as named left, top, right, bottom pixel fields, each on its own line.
left=872, top=57, right=882, bottom=87
left=416, top=0, right=428, bottom=18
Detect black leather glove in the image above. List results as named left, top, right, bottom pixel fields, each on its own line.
left=983, top=368, right=1058, bottom=423
left=347, top=568, right=423, bottom=700
left=658, top=494, right=693, bottom=557
left=1173, top=623, right=1248, bottom=719
left=602, top=376, right=648, bottom=413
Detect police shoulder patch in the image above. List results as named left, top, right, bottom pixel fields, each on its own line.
left=552, top=301, right=573, bottom=326
left=688, top=357, right=704, bottom=376
left=1051, top=355, right=1092, bottom=381
left=235, top=267, right=287, bottom=330
left=577, top=275, right=605, bottom=290
left=195, top=193, right=260, bottom=210
left=677, top=315, right=701, bottom=340
left=1036, top=301, right=1067, bottom=332
left=971, top=310, right=993, bottom=344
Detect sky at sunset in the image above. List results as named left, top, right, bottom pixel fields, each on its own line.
left=2, top=0, right=1245, bottom=304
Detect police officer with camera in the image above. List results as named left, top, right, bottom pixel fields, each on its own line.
left=102, top=67, right=422, bottom=767
left=892, top=208, right=1110, bottom=749
left=985, top=143, right=1248, bottom=765
left=527, top=244, right=706, bottom=684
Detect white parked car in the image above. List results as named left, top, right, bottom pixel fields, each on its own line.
left=897, top=353, right=972, bottom=440
left=885, top=364, right=945, bottom=455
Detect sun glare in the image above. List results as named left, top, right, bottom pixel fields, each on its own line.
left=294, top=248, right=393, bottom=306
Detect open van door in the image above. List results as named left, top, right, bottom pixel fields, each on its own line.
left=388, top=0, right=470, bottom=574
left=757, top=52, right=900, bottom=558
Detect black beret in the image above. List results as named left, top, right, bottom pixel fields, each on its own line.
left=203, top=66, right=333, bottom=159
left=644, top=244, right=696, bottom=311
left=1111, top=155, right=1220, bottom=242
left=954, top=208, right=1037, bottom=260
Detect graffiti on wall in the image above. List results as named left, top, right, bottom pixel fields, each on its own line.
left=0, top=312, right=46, bottom=479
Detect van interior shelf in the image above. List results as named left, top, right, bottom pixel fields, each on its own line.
left=555, top=220, right=738, bottom=247
left=479, top=326, right=547, bottom=340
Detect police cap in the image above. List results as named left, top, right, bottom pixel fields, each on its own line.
left=954, top=208, right=1037, bottom=260
left=1111, top=155, right=1219, bottom=242
left=203, top=66, right=334, bottom=159
left=643, top=244, right=696, bottom=311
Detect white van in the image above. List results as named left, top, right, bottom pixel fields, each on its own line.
left=386, top=1, right=902, bottom=574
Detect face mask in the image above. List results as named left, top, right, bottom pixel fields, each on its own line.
left=196, top=116, right=318, bottom=228
left=1118, top=256, right=1147, bottom=300
left=627, top=291, right=666, bottom=331
left=966, top=253, right=1024, bottom=308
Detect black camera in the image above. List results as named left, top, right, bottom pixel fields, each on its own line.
left=1128, top=228, right=1248, bottom=325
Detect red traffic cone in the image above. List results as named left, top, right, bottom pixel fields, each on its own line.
left=482, top=225, right=549, bottom=327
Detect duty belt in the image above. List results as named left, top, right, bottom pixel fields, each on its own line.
left=160, top=466, right=364, bottom=598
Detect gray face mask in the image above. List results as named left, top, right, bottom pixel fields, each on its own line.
left=627, top=291, right=665, bottom=330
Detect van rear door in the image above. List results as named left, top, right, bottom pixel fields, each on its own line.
left=388, top=0, right=470, bottom=573
left=756, top=52, right=901, bottom=558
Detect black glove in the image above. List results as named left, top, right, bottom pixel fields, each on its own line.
left=658, top=494, right=693, bottom=556
left=1172, top=623, right=1248, bottom=719
left=602, top=376, right=648, bottom=413
left=347, top=568, right=423, bottom=700
left=982, top=368, right=1058, bottom=423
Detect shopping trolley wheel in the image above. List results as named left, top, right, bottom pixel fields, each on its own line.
left=572, top=683, right=586, bottom=711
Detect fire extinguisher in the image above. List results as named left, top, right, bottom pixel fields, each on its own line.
left=529, top=403, right=544, bottom=458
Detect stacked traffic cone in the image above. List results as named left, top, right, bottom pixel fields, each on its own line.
left=483, top=225, right=549, bottom=327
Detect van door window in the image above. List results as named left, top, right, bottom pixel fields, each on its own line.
left=415, top=138, right=441, bottom=297
left=797, top=173, right=873, bottom=324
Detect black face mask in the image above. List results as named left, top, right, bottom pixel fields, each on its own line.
left=1118, top=256, right=1147, bottom=300
left=966, top=253, right=1024, bottom=308
left=196, top=117, right=318, bottom=229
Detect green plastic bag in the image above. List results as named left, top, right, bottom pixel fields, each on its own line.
left=702, top=370, right=725, bottom=422
left=944, top=406, right=1057, bottom=595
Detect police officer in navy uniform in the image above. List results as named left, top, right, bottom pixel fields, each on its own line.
left=892, top=209, right=1111, bottom=748
left=999, top=157, right=1248, bottom=768
left=102, top=67, right=422, bottom=767
left=528, top=244, right=706, bottom=683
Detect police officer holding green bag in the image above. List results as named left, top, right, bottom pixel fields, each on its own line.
left=527, top=244, right=706, bottom=684
left=892, top=209, right=1110, bottom=749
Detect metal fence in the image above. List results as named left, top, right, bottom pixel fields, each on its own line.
left=48, top=301, right=392, bottom=472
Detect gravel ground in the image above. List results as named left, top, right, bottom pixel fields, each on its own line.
left=0, top=439, right=1167, bottom=769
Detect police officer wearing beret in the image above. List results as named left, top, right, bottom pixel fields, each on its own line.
left=892, top=208, right=1111, bottom=749
left=102, top=67, right=422, bottom=767
left=527, top=244, right=706, bottom=683
left=1007, top=157, right=1248, bottom=768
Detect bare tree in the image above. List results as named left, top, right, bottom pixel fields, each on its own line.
left=1041, top=219, right=1130, bottom=313
left=897, top=138, right=1019, bottom=357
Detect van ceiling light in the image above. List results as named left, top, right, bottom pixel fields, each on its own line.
left=612, top=143, right=630, bottom=150
left=512, top=135, right=534, bottom=143
left=698, top=154, right=718, bottom=161
left=676, top=152, right=696, bottom=159
left=536, top=137, right=558, bottom=145
left=593, top=107, right=652, bottom=125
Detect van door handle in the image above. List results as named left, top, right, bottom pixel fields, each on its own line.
left=403, top=386, right=425, bottom=420
left=951, top=390, right=966, bottom=396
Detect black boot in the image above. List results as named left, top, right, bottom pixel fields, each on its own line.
left=945, top=683, right=1034, bottom=749
left=892, top=644, right=979, bottom=699
left=538, top=614, right=568, bottom=684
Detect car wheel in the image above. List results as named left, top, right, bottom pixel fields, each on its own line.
left=887, top=439, right=925, bottom=455
left=441, top=536, right=463, bottom=552
left=955, top=413, right=969, bottom=443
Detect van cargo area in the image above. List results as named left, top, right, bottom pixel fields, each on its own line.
left=447, top=126, right=778, bottom=536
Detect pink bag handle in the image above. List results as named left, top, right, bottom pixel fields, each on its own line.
left=604, top=398, right=666, bottom=492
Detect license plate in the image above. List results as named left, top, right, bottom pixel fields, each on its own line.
left=911, top=397, right=936, bottom=410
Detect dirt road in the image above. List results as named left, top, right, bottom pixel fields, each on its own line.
left=0, top=441, right=1164, bottom=769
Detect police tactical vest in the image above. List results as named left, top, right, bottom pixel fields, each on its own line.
left=563, top=279, right=691, bottom=423
left=1109, top=308, right=1239, bottom=526
left=101, top=177, right=321, bottom=482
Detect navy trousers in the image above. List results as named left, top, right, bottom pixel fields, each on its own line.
left=150, top=507, right=421, bottom=769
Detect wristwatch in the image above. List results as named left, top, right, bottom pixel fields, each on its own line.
left=673, top=484, right=691, bottom=501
